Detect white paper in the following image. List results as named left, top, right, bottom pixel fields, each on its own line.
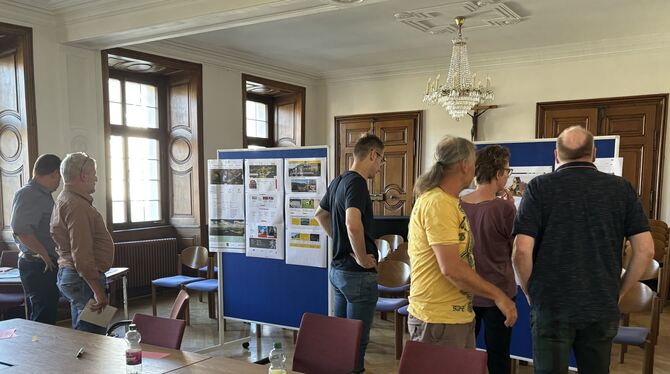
left=284, top=158, right=327, bottom=195
left=208, top=159, right=245, bottom=253
left=506, top=166, right=553, bottom=198
left=79, top=299, right=117, bottom=328
left=245, top=159, right=285, bottom=259
left=285, top=230, right=327, bottom=268
left=594, top=157, right=623, bottom=176
left=285, top=197, right=322, bottom=230
left=246, top=222, right=285, bottom=260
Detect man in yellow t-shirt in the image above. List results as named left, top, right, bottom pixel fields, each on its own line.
left=408, top=136, right=517, bottom=348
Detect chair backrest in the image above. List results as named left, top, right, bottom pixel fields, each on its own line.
left=379, top=234, right=404, bottom=251
left=386, top=242, right=410, bottom=266
left=169, top=289, right=190, bottom=320
left=652, top=238, right=666, bottom=262
left=398, top=340, right=487, bottom=374
left=132, top=313, right=186, bottom=350
left=378, top=260, right=411, bottom=288
left=650, top=228, right=669, bottom=243
left=619, top=282, right=654, bottom=314
left=0, top=251, right=19, bottom=267
left=649, top=219, right=668, bottom=231
left=180, top=246, right=209, bottom=270
left=293, top=313, right=363, bottom=374
left=375, top=239, right=391, bottom=261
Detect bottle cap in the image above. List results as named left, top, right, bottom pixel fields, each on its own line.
left=273, top=342, right=282, bottom=349
left=129, top=323, right=137, bottom=331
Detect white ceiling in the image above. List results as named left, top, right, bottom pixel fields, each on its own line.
left=163, top=0, right=670, bottom=76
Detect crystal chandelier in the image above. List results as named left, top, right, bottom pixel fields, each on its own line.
left=423, top=16, right=494, bottom=120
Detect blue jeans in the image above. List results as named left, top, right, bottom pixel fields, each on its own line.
left=18, top=257, right=60, bottom=324
left=329, top=268, right=378, bottom=370
left=57, top=267, right=107, bottom=335
left=531, top=308, right=619, bottom=374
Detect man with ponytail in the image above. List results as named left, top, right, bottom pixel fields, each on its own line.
left=315, top=133, right=385, bottom=371
left=407, top=135, right=517, bottom=349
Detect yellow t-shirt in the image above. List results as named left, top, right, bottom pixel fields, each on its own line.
left=407, top=187, right=475, bottom=324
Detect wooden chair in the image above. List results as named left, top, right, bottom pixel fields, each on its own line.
left=375, top=239, right=391, bottom=261
left=651, top=238, right=669, bottom=311
left=0, top=251, right=26, bottom=320
left=395, top=304, right=409, bottom=360
left=376, top=260, right=410, bottom=337
left=151, top=246, right=209, bottom=317
left=107, top=313, right=187, bottom=350
left=169, top=289, right=190, bottom=324
left=0, top=251, right=19, bottom=267
left=386, top=242, right=410, bottom=266
left=398, top=340, right=487, bottom=374
left=649, top=219, right=668, bottom=231
left=614, top=282, right=662, bottom=374
left=292, top=313, right=363, bottom=374
left=379, top=234, right=404, bottom=251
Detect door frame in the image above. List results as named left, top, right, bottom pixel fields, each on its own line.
left=536, top=93, right=668, bottom=218
left=0, top=22, right=38, bottom=169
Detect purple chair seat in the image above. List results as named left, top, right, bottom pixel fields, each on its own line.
left=378, top=284, right=410, bottom=293
left=613, top=326, right=648, bottom=346
left=0, top=293, right=24, bottom=304
left=376, top=297, right=408, bottom=312
left=185, top=279, right=218, bottom=293
left=152, top=275, right=204, bottom=288
left=397, top=304, right=409, bottom=316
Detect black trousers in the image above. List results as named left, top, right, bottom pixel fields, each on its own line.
left=18, top=257, right=60, bottom=324
left=474, top=304, right=513, bottom=374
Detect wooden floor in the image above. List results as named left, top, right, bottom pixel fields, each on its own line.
left=125, top=291, right=670, bottom=373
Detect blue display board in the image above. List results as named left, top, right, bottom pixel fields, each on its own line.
left=217, top=147, right=329, bottom=329
left=473, top=136, right=619, bottom=368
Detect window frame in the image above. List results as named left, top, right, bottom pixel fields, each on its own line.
left=107, top=70, right=169, bottom=229
left=244, top=93, right=275, bottom=148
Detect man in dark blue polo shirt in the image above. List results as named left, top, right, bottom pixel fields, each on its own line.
left=512, top=126, right=654, bottom=374
left=10, top=154, right=62, bottom=324
left=314, top=133, right=384, bottom=372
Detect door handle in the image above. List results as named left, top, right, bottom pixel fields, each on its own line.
left=370, top=193, right=385, bottom=201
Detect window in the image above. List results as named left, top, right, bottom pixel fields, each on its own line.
left=108, top=76, right=164, bottom=226
left=242, top=74, right=305, bottom=148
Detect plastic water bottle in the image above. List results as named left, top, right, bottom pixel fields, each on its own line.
left=125, top=323, right=142, bottom=374
left=268, top=341, right=287, bottom=374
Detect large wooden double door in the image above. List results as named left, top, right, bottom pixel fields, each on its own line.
left=335, top=111, right=422, bottom=217
left=537, top=94, right=668, bottom=218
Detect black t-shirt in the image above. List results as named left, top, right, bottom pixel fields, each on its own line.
left=320, top=171, right=378, bottom=272
left=513, top=161, right=650, bottom=323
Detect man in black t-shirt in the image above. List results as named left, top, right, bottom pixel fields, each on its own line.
left=512, top=126, right=654, bottom=374
left=315, top=133, right=384, bottom=371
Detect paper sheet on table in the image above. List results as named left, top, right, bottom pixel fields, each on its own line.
left=79, top=299, right=117, bottom=327
left=143, top=351, right=170, bottom=359
left=0, top=329, right=16, bottom=339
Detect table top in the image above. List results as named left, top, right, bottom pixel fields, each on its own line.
left=0, top=267, right=128, bottom=285
left=165, top=355, right=300, bottom=374
left=0, top=319, right=209, bottom=374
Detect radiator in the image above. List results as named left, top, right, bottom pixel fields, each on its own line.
left=112, top=238, right=179, bottom=295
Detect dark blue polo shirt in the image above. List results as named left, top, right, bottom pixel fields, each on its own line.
left=513, top=161, right=649, bottom=323
left=10, top=180, right=58, bottom=261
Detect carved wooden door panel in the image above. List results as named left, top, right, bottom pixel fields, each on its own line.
left=537, top=95, right=667, bottom=218
left=0, top=27, right=36, bottom=251
left=335, top=111, right=421, bottom=217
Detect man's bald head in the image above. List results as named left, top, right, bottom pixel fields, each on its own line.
left=556, top=126, right=594, bottom=163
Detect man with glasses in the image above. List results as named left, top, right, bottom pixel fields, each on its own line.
left=10, top=154, right=62, bottom=324
left=51, top=152, right=114, bottom=334
left=314, top=133, right=385, bottom=372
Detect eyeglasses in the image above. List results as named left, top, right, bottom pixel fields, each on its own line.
left=504, top=167, right=514, bottom=175
left=375, top=151, right=386, bottom=165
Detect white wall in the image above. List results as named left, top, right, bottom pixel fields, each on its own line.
left=324, top=49, right=670, bottom=221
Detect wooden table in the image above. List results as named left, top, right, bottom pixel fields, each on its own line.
left=165, top=356, right=300, bottom=374
left=0, top=267, right=130, bottom=319
left=0, top=319, right=209, bottom=373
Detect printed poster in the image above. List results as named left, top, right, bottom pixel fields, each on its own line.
left=245, top=159, right=285, bottom=260
left=285, top=230, right=327, bottom=268
left=208, top=159, right=245, bottom=252
left=506, top=166, right=553, bottom=208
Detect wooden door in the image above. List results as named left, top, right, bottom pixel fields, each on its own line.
left=335, top=111, right=422, bottom=217
left=537, top=95, right=667, bottom=218
left=0, top=24, right=37, bottom=251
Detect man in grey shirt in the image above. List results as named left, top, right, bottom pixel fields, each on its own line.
left=10, top=154, right=62, bottom=324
